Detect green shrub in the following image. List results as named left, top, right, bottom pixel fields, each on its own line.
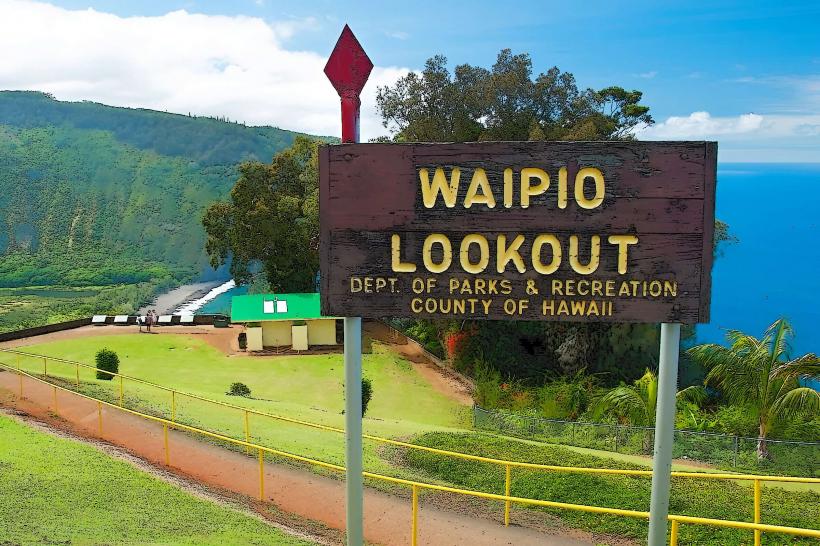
left=780, top=415, right=820, bottom=442
left=710, top=404, right=758, bottom=437
left=675, top=403, right=711, bottom=432
left=226, top=382, right=251, bottom=397
left=94, top=349, right=119, bottom=380
left=536, top=370, right=600, bottom=420
left=362, top=377, right=373, bottom=417
left=405, top=320, right=445, bottom=358
left=538, top=391, right=565, bottom=419
left=473, top=363, right=508, bottom=409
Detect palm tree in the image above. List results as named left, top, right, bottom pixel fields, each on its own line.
left=688, top=319, right=819, bottom=459
left=591, top=369, right=704, bottom=427
left=590, top=369, right=704, bottom=452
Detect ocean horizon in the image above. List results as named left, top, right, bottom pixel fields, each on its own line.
left=695, top=162, right=819, bottom=359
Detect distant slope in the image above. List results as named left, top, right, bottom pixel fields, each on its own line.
left=0, top=90, right=312, bottom=165
left=0, top=91, right=325, bottom=281
left=0, top=91, right=328, bottom=329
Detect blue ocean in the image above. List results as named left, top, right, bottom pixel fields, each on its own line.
left=696, top=163, right=819, bottom=362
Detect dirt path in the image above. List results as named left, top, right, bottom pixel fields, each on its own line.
left=364, top=321, right=474, bottom=406
left=0, top=370, right=594, bottom=546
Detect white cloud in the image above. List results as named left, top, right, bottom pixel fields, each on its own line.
left=639, top=112, right=764, bottom=139
left=635, top=71, right=657, bottom=79
left=0, top=0, right=409, bottom=139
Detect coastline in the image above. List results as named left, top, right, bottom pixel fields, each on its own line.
left=138, top=280, right=225, bottom=315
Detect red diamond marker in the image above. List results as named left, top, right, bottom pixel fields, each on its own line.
left=324, top=25, right=372, bottom=143
left=324, top=24, right=373, bottom=99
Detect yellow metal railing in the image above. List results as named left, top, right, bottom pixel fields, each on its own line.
left=2, top=349, right=819, bottom=545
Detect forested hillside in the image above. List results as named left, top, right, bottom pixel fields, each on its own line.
left=0, top=91, right=321, bottom=330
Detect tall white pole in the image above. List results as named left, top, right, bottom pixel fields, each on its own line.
left=324, top=25, right=370, bottom=544
left=343, top=317, right=363, bottom=545
left=647, top=322, right=681, bottom=545
left=341, top=97, right=364, bottom=545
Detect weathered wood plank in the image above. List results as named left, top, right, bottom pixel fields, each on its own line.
left=320, top=141, right=717, bottom=324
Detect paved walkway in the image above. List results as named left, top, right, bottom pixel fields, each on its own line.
left=0, top=370, right=592, bottom=546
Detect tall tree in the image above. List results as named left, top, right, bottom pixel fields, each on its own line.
left=688, top=319, right=819, bottom=459
left=202, top=136, right=320, bottom=292
left=376, top=50, right=653, bottom=142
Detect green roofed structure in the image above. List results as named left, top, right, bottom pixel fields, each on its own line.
left=230, top=293, right=339, bottom=351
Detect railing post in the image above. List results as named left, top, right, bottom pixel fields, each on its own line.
left=244, top=410, right=251, bottom=454
left=504, top=464, right=512, bottom=526
left=19, top=369, right=23, bottom=398
left=97, top=401, right=103, bottom=436
left=258, top=448, right=265, bottom=501
left=53, top=385, right=58, bottom=415
left=171, top=391, right=177, bottom=422
left=163, top=423, right=170, bottom=466
left=754, top=479, right=761, bottom=546
left=43, top=357, right=47, bottom=377
left=75, top=363, right=81, bottom=388
left=670, top=520, right=679, bottom=546
left=411, top=485, right=419, bottom=546
left=119, top=375, right=124, bottom=407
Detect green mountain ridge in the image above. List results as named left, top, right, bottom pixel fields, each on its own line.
left=0, top=91, right=326, bottom=330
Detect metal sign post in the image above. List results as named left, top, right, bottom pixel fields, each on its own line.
left=648, top=322, right=681, bottom=546
left=324, top=25, right=373, bottom=546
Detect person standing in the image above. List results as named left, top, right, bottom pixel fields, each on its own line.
left=146, top=310, right=153, bottom=333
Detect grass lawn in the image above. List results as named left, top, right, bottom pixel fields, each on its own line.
left=492, top=433, right=818, bottom=493
left=0, top=413, right=314, bottom=545
left=397, top=432, right=820, bottom=545
left=11, top=333, right=469, bottom=471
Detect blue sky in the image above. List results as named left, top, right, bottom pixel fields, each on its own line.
left=2, top=0, right=818, bottom=161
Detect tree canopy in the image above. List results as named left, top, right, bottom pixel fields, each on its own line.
left=376, top=50, right=653, bottom=142
left=203, top=136, right=320, bottom=293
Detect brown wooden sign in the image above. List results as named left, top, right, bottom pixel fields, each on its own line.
left=320, top=141, right=716, bottom=323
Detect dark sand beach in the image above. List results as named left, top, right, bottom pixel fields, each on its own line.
left=138, top=281, right=224, bottom=315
